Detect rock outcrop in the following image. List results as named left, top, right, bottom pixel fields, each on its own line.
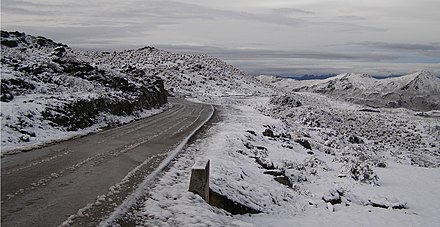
left=1, top=31, right=167, bottom=148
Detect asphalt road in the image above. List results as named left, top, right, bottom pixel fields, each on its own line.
left=1, top=98, right=213, bottom=227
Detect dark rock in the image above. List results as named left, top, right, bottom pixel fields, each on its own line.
left=1, top=40, right=18, bottom=48
left=19, top=130, right=36, bottom=137
left=1, top=92, right=14, bottom=102
left=252, top=156, right=275, bottom=170
left=52, top=58, right=95, bottom=77
left=235, top=150, right=246, bottom=155
left=280, top=133, right=291, bottom=139
left=255, top=146, right=267, bottom=151
left=138, top=46, right=156, bottom=51
left=263, top=170, right=284, bottom=176
left=350, top=162, right=378, bottom=184
left=1, top=78, right=36, bottom=102
left=376, top=162, right=387, bottom=168
left=263, top=128, right=274, bottom=138
left=358, top=108, right=380, bottom=113
left=270, top=95, right=303, bottom=107
left=246, top=130, right=256, bottom=136
left=244, top=142, right=253, bottom=150
left=19, top=135, right=30, bottom=142
left=348, top=136, right=364, bottom=144
left=36, top=37, right=49, bottom=46
left=10, top=31, right=25, bottom=37
left=295, top=138, right=312, bottom=150
left=322, top=189, right=342, bottom=205
left=1, top=30, right=10, bottom=38
left=285, top=169, right=307, bottom=183
left=281, top=144, right=293, bottom=149
left=209, top=189, right=260, bottom=215
left=274, top=176, right=292, bottom=187
left=41, top=81, right=167, bottom=131
left=52, top=46, right=66, bottom=57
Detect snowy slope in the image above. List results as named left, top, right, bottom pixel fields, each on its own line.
left=257, top=71, right=440, bottom=111
left=77, top=47, right=274, bottom=102
left=106, top=94, right=439, bottom=226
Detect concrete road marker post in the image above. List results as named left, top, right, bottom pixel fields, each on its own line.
left=189, top=159, right=210, bottom=202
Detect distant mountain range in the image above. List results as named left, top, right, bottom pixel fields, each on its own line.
left=258, top=71, right=440, bottom=111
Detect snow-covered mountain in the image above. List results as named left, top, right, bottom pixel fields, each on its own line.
left=1, top=31, right=272, bottom=153
left=257, top=71, right=440, bottom=111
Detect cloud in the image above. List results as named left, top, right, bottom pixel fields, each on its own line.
left=2, top=0, right=384, bottom=32
left=156, top=44, right=440, bottom=77
left=351, top=42, right=440, bottom=62
left=230, top=59, right=440, bottom=77
left=1, top=0, right=82, bottom=16
left=2, top=0, right=58, bottom=8
left=335, top=15, right=366, bottom=21
left=355, top=41, right=440, bottom=52
left=271, top=7, right=315, bottom=15
left=2, top=0, right=438, bottom=77
left=156, top=44, right=398, bottom=61
left=1, top=0, right=56, bottom=16
left=1, top=6, right=50, bottom=15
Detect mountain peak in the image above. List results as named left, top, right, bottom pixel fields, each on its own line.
left=336, top=73, right=373, bottom=79
left=413, top=70, right=437, bottom=80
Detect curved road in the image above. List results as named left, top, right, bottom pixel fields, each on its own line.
left=1, top=98, right=213, bottom=227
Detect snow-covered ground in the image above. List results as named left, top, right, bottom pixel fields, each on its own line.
left=106, top=94, right=439, bottom=226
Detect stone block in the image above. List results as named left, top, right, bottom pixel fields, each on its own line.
left=189, top=159, right=210, bottom=202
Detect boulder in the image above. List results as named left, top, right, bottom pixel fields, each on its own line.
left=295, top=138, right=312, bottom=150
left=263, top=128, right=275, bottom=138
left=322, top=189, right=342, bottom=205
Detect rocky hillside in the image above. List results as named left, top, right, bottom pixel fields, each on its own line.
left=258, top=71, right=440, bottom=111
left=1, top=31, right=168, bottom=152
left=76, top=46, right=273, bottom=100
left=1, top=31, right=273, bottom=153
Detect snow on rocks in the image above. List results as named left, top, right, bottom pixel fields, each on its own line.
left=120, top=94, right=440, bottom=226
left=77, top=46, right=274, bottom=102
left=322, top=189, right=342, bottom=205
left=368, top=196, right=407, bottom=209
left=1, top=31, right=171, bottom=154
left=266, top=92, right=440, bottom=168
left=1, top=31, right=272, bottom=154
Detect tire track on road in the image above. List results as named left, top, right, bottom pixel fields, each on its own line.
left=1, top=99, right=213, bottom=227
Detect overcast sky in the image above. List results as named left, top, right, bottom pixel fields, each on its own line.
left=2, top=0, right=440, bottom=77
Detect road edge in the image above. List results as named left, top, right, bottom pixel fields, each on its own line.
left=97, top=103, right=215, bottom=227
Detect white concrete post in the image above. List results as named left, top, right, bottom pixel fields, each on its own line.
left=189, top=159, right=210, bottom=202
